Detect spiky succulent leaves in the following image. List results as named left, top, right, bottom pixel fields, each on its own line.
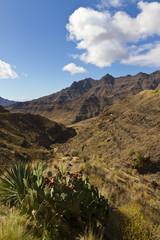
left=0, top=162, right=33, bottom=206
left=59, top=164, right=63, bottom=174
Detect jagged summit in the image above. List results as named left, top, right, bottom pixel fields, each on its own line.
left=8, top=71, right=160, bottom=124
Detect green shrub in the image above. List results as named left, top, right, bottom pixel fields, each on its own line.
left=154, top=89, right=158, bottom=94
left=128, top=151, right=135, bottom=157
left=46, top=168, right=109, bottom=226
left=116, top=202, right=155, bottom=240
left=25, top=164, right=110, bottom=228
left=135, top=151, right=143, bottom=169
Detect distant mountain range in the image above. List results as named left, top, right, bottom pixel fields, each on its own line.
left=7, top=71, right=160, bottom=124
left=0, top=96, right=17, bottom=107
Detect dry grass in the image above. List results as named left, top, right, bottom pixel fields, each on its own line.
left=115, top=201, right=160, bottom=240
left=77, top=226, right=103, bottom=240
left=0, top=207, right=36, bottom=240
left=89, top=175, right=103, bottom=188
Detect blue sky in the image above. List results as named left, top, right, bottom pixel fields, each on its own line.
left=0, top=0, right=160, bottom=101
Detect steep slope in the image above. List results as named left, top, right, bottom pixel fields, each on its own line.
left=0, top=97, right=16, bottom=107
left=0, top=112, right=76, bottom=170
left=59, top=89, right=160, bottom=172
left=8, top=71, right=160, bottom=124
left=0, top=105, right=9, bottom=113
left=156, top=84, right=160, bottom=90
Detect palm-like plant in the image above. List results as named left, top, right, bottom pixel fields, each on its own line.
left=0, top=162, right=33, bottom=206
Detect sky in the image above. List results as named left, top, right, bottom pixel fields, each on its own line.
left=0, top=0, right=160, bottom=101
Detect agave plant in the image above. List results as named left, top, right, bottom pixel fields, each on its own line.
left=0, top=162, right=33, bottom=206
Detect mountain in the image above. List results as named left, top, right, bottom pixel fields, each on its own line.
left=0, top=111, right=76, bottom=170
left=51, top=88, right=160, bottom=239
left=1, top=85, right=160, bottom=238
left=7, top=71, right=160, bottom=124
left=0, top=105, right=9, bottom=113
left=58, top=88, right=160, bottom=173
left=0, top=96, right=17, bottom=107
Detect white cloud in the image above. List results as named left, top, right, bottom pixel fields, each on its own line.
left=97, top=0, right=124, bottom=9
left=0, top=60, right=18, bottom=79
left=122, top=42, right=160, bottom=67
left=62, top=63, right=88, bottom=75
left=11, top=96, right=31, bottom=101
left=66, top=1, right=160, bottom=68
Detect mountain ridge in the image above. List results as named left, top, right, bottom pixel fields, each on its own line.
left=7, top=70, right=160, bottom=124
left=0, top=97, right=17, bottom=107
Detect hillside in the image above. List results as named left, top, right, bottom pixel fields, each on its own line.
left=0, top=105, right=9, bottom=113
left=42, top=88, right=160, bottom=239
left=0, top=97, right=16, bottom=107
left=1, top=88, right=160, bottom=239
left=0, top=112, right=76, bottom=170
left=57, top=88, right=160, bottom=173
left=7, top=71, right=160, bottom=124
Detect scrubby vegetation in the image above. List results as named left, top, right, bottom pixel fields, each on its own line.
left=1, top=80, right=160, bottom=239
left=0, top=162, right=109, bottom=240
left=0, top=160, right=160, bottom=240
left=134, top=151, right=143, bottom=169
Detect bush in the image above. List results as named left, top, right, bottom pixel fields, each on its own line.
left=135, top=151, right=143, bottom=169
left=45, top=167, right=109, bottom=227
left=24, top=163, right=109, bottom=226
left=115, top=202, right=156, bottom=240
left=129, top=151, right=135, bottom=157
left=0, top=162, right=109, bottom=239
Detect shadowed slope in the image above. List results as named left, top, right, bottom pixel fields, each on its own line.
left=0, top=105, right=9, bottom=113
left=0, top=112, right=76, bottom=170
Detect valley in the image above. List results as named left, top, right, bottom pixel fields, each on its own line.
left=0, top=72, right=160, bottom=239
